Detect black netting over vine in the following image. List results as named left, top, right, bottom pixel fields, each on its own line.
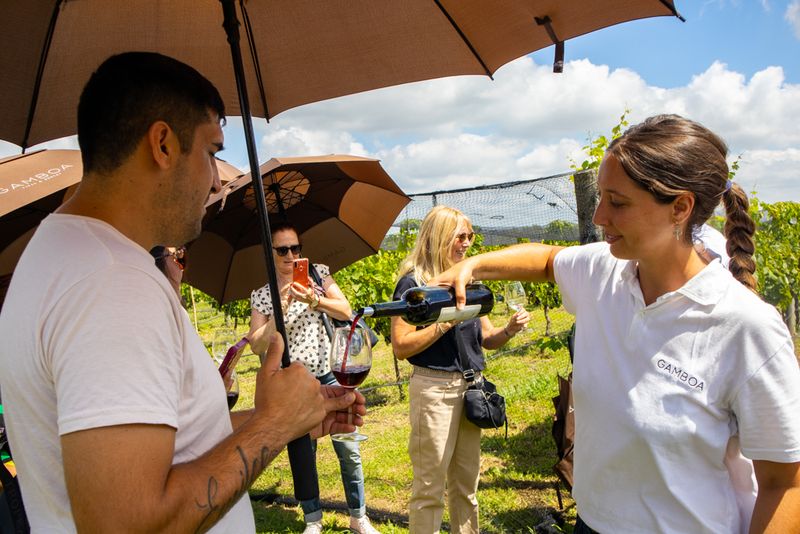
left=384, top=171, right=579, bottom=248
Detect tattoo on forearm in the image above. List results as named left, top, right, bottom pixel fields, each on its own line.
left=193, top=445, right=277, bottom=532
left=194, top=477, right=220, bottom=533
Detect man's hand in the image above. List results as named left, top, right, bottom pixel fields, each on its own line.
left=310, top=386, right=366, bottom=439
left=253, top=334, right=358, bottom=442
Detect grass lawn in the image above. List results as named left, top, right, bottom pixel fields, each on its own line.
left=198, top=305, right=578, bottom=533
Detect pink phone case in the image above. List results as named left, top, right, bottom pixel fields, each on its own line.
left=218, top=336, right=249, bottom=378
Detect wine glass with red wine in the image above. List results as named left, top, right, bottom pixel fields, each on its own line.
left=329, top=323, right=372, bottom=442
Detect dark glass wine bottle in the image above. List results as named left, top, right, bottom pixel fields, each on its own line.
left=357, top=284, right=494, bottom=326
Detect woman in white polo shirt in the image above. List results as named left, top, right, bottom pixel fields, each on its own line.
left=431, top=115, right=800, bottom=534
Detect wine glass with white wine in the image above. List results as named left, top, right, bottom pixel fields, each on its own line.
left=504, top=281, right=527, bottom=314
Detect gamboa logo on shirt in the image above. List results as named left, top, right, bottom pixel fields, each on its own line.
left=655, top=358, right=705, bottom=391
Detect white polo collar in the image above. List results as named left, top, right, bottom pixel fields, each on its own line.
left=620, top=257, right=729, bottom=308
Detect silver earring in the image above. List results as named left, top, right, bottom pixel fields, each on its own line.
left=674, top=225, right=682, bottom=241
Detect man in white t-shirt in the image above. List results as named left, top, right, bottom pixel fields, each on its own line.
left=0, top=52, right=364, bottom=533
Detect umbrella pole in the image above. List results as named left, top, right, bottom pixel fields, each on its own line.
left=219, top=0, right=319, bottom=502
left=190, top=286, right=199, bottom=332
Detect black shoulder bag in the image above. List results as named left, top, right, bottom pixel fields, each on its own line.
left=454, top=322, right=508, bottom=437
left=308, top=264, right=379, bottom=347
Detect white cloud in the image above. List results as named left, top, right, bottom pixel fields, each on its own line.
left=787, top=1, right=800, bottom=38
left=249, top=56, right=800, bottom=203
left=375, top=134, right=526, bottom=191
left=5, top=57, right=799, bottom=205
left=735, top=148, right=800, bottom=202
left=258, top=126, right=368, bottom=160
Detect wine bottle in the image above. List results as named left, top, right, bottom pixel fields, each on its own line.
left=357, top=284, right=494, bottom=326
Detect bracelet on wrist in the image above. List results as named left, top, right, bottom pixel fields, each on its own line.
left=435, top=323, right=446, bottom=336
left=310, top=293, right=320, bottom=308
left=503, top=326, right=513, bottom=338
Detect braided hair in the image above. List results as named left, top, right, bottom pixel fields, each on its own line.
left=607, top=114, right=757, bottom=291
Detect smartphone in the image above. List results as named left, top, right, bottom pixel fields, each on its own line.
left=218, top=336, right=249, bottom=379
left=293, top=258, right=309, bottom=289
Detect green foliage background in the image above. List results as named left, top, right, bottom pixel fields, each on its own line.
left=186, top=108, right=799, bottom=338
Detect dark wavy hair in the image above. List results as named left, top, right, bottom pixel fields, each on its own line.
left=149, top=246, right=168, bottom=275
left=607, top=114, right=756, bottom=291
left=78, top=52, right=225, bottom=175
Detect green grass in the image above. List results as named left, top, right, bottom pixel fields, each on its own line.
left=197, top=304, right=577, bottom=533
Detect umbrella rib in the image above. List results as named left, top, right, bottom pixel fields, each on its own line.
left=658, top=0, right=686, bottom=22
left=22, top=0, right=63, bottom=151
left=534, top=16, right=565, bottom=74
left=432, top=0, right=493, bottom=79
left=239, top=0, right=271, bottom=121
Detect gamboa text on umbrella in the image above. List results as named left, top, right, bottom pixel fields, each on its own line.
left=0, top=164, right=77, bottom=196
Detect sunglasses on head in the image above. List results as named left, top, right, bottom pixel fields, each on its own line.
left=455, top=232, right=475, bottom=243
left=273, top=244, right=302, bottom=257
left=159, top=247, right=186, bottom=271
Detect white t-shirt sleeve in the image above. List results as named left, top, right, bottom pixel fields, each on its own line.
left=45, top=266, right=183, bottom=435
left=553, top=242, right=608, bottom=315
left=733, top=337, right=800, bottom=463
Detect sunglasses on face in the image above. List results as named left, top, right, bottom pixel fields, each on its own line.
left=159, top=247, right=186, bottom=271
left=455, top=232, right=475, bottom=243
left=273, top=244, right=302, bottom=257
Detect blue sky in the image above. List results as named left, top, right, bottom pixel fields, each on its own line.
left=546, top=1, right=799, bottom=88
left=3, top=0, right=799, bottom=202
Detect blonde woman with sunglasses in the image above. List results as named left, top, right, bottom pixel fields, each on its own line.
left=391, top=205, right=529, bottom=533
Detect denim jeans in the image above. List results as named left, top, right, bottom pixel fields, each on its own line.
left=301, top=372, right=366, bottom=521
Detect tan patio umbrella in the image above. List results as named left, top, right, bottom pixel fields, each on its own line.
left=0, top=151, right=241, bottom=277
left=0, top=150, right=82, bottom=277
left=215, top=157, right=244, bottom=184
left=1, top=1, right=682, bottom=150
left=185, top=155, right=409, bottom=305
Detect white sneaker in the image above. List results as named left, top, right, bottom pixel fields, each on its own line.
left=349, top=515, right=380, bottom=534
left=302, top=520, right=323, bottom=534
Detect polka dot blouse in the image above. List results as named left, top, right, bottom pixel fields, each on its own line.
left=250, top=263, right=332, bottom=377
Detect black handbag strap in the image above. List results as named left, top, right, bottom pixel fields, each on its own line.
left=308, top=263, right=335, bottom=342
left=455, top=323, right=509, bottom=437
left=453, top=322, right=477, bottom=384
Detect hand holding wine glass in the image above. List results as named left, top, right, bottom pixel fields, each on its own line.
left=329, top=324, right=372, bottom=442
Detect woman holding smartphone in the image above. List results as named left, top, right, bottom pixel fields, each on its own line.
left=248, top=221, right=380, bottom=534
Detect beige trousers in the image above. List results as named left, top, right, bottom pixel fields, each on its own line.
left=408, top=367, right=481, bottom=534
